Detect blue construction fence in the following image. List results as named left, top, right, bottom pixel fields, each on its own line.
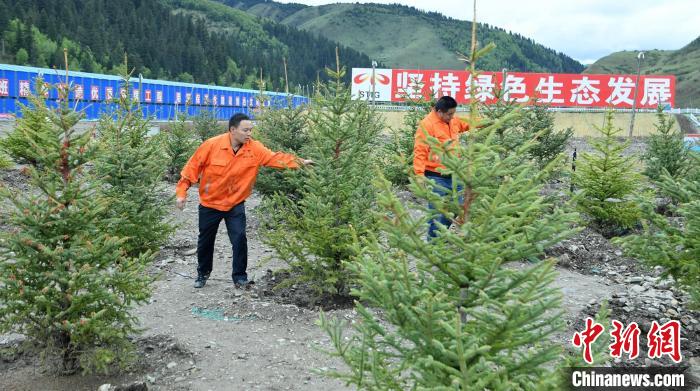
left=0, top=64, right=309, bottom=121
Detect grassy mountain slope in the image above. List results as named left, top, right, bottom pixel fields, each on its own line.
left=245, top=1, right=306, bottom=21
left=166, top=0, right=373, bottom=86
left=222, top=0, right=584, bottom=73
left=283, top=3, right=464, bottom=70
left=585, top=36, right=700, bottom=107
left=0, top=0, right=372, bottom=90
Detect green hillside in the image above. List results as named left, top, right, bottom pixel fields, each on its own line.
left=165, top=0, right=371, bottom=87
left=0, top=0, right=372, bottom=90
left=221, top=0, right=584, bottom=73
left=283, top=3, right=465, bottom=70
left=245, top=1, right=305, bottom=21
left=585, top=36, right=700, bottom=107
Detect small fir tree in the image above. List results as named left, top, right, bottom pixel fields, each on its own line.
left=260, top=54, right=384, bottom=296
left=642, top=108, right=691, bottom=182
left=0, top=78, right=52, bottom=166
left=319, top=12, right=605, bottom=385
left=481, top=96, right=572, bottom=170
left=656, top=153, right=700, bottom=204
left=0, top=83, right=153, bottom=374
left=617, top=167, right=700, bottom=307
left=160, top=110, right=198, bottom=182
left=253, top=95, right=309, bottom=198
left=521, top=105, right=573, bottom=169
left=480, top=90, right=523, bottom=154
left=320, top=107, right=583, bottom=390
left=192, top=107, right=222, bottom=142
left=93, top=73, right=175, bottom=257
left=574, top=110, right=643, bottom=236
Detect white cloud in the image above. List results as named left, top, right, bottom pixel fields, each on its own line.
left=273, top=0, right=700, bottom=63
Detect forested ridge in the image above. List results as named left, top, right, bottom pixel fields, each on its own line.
left=0, top=0, right=372, bottom=90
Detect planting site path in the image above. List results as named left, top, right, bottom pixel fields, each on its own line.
left=128, top=190, right=624, bottom=391
left=0, top=175, right=697, bottom=390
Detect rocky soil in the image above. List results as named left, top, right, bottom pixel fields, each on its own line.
left=0, top=137, right=698, bottom=390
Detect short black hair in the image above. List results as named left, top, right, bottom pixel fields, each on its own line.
left=434, top=96, right=458, bottom=112
left=228, top=113, right=250, bottom=130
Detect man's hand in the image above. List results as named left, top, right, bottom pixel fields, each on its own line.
left=176, top=196, right=186, bottom=210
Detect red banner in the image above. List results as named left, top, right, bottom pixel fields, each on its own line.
left=390, top=70, right=675, bottom=108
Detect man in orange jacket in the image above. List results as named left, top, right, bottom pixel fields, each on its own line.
left=176, top=113, right=312, bottom=288
left=413, top=96, right=470, bottom=240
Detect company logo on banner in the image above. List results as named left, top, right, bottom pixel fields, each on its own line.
left=351, top=68, right=392, bottom=101
left=351, top=68, right=676, bottom=108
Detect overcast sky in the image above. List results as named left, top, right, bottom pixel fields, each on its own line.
left=274, top=0, right=700, bottom=64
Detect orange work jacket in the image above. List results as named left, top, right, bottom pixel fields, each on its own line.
left=176, top=133, right=299, bottom=211
left=413, top=110, right=470, bottom=175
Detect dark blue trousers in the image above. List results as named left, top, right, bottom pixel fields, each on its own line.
left=426, top=172, right=463, bottom=240
left=197, top=202, right=247, bottom=281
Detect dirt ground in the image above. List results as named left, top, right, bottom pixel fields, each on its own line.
left=1, top=138, right=699, bottom=390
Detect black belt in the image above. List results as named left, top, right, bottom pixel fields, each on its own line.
left=425, top=170, right=451, bottom=179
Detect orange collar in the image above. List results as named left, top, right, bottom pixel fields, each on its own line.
left=427, top=110, right=449, bottom=125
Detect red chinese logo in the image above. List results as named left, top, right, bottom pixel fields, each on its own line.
left=572, top=317, right=605, bottom=364
left=573, top=319, right=683, bottom=364
left=648, top=320, right=682, bottom=363
left=609, top=320, right=640, bottom=360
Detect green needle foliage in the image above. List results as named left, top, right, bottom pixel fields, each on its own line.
left=573, top=110, right=643, bottom=236
left=160, top=110, right=198, bottom=182
left=318, top=14, right=590, bottom=384
left=254, top=96, right=310, bottom=198
left=260, top=59, right=384, bottom=296
left=93, top=73, right=175, bottom=257
left=481, top=95, right=572, bottom=170
left=192, top=107, right=222, bottom=142
left=642, top=108, right=691, bottom=183
left=522, top=105, right=573, bottom=169
left=320, top=111, right=582, bottom=389
left=0, top=79, right=53, bottom=166
left=0, top=82, right=153, bottom=374
left=656, top=153, right=700, bottom=204
left=0, top=151, right=12, bottom=169
left=617, top=154, right=700, bottom=307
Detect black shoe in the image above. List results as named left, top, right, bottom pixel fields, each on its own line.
left=194, top=275, right=208, bottom=288
left=233, top=278, right=253, bottom=288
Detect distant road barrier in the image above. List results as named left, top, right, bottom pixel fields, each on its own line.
left=371, top=104, right=700, bottom=114
left=687, top=113, right=700, bottom=127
